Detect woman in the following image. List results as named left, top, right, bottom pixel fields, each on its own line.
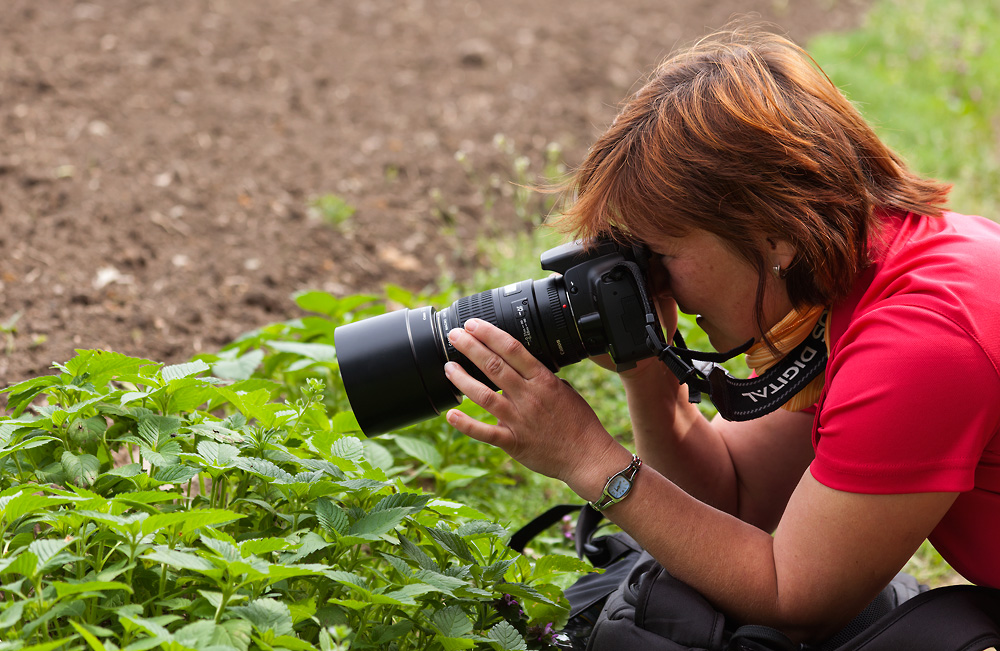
left=442, top=26, right=1000, bottom=641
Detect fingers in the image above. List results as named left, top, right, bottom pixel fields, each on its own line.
left=447, top=318, right=544, bottom=383
left=445, top=407, right=509, bottom=449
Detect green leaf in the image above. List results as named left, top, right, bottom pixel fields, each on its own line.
left=362, top=440, right=394, bottom=469
left=348, top=506, right=410, bottom=537
left=322, top=570, right=369, bottom=591
left=414, top=569, right=468, bottom=596
left=195, top=441, right=237, bottom=468
left=0, top=601, right=25, bottom=629
left=267, top=340, right=337, bottom=361
left=373, top=492, right=434, bottom=514
left=141, top=509, right=244, bottom=536
left=212, top=349, right=265, bottom=381
left=161, top=360, right=210, bottom=382
left=1, top=493, right=74, bottom=525
left=63, top=350, right=158, bottom=388
left=432, top=605, right=474, bottom=637
left=487, top=620, right=528, bottom=651
left=153, top=464, right=200, bottom=484
left=61, top=450, right=101, bottom=487
left=438, top=637, right=478, bottom=651
left=239, top=538, right=290, bottom=557
left=232, top=457, right=293, bottom=483
left=331, top=410, right=361, bottom=434
left=230, top=598, right=294, bottom=636
left=140, top=440, right=181, bottom=468
left=329, top=436, right=364, bottom=463
left=143, top=548, right=217, bottom=572
left=53, top=580, right=133, bottom=597
left=425, top=527, right=475, bottom=563
left=314, top=498, right=349, bottom=536
left=393, top=435, right=443, bottom=467
left=187, top=422, right=245, bottom=444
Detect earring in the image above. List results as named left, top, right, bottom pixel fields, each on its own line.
left=771, top=264, right=782, bottom=278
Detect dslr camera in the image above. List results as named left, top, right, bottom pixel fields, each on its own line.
left=334, top=238, right=664, bottom=435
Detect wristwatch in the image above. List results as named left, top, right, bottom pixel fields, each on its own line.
left=589, top=454, right=642, bottom=512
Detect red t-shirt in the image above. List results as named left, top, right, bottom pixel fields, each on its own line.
left=809, top=210, right=1000, bottom=588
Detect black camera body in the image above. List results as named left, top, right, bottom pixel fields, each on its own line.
left=334, top=238, right=662, bottom=435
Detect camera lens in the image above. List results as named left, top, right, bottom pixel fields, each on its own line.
left=334, top=276, right=587, bottom=435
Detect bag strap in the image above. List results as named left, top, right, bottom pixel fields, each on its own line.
left=508, top=503, right=640, bottom=567
left=830, top=584, right=1000, bottom=651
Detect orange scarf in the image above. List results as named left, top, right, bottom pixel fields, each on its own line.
left=745, top=305, right=831, bottom=412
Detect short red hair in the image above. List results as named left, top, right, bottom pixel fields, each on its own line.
left=557, top=26, right=949, bottom=326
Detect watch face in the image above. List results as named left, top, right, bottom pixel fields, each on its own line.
left=608, top=475, right=631, bottom=499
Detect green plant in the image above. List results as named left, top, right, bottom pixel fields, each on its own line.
left=0, top=346, right=589, bottom=650
left=309, top=194, right=357, bottom=229
left=809, top=0, right=1000, bottom=218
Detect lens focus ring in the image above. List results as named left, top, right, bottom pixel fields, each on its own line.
left=455, top=290, right=497, bottom=325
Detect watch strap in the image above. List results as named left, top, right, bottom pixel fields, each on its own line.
left=589, top=454, right=641, bottom=512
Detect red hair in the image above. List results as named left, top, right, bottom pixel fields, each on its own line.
left=557, top=26, right=950, bottom=329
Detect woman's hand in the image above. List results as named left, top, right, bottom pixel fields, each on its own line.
left=443, top=318, right=622, bottom=491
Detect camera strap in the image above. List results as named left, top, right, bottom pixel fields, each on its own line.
left=652, top=320, right=828, bottom=421
left=612, top=259, right=827, bottom=421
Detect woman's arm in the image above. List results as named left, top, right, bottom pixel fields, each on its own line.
left=612, top=355, right=816, bottom=530
left=443, top=318, right=956, bottom=641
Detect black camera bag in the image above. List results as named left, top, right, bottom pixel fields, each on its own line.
left=510, top=505, right=1000, bottom=651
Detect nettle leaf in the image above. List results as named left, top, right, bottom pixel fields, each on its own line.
left=432, top=605, right=474, bottom=638
left=1, top=493, right=74, bottom=525
left=61, top=450, right=101, bottom=487
left=239, top=538, right=290, bottom=557
left=195, top=440, right=241, bottom=467
left=329, top=436, right=364, bottom=464
left=266, top=340, right=337, bottom=362
left=373, top=492, right=434, bottom=514
left=314, top=498, right=349, bottom=536
left=488, top=620, right=528, bottom=651
left=140, top=441, right=181, bottom=468
left=53, top=580, right=133, bottom=598
left=414, top=569, right=468, bottom=596
left=533, top=554, right=595, bottom=582
left=29, top=538, right=80, bottom=573
left=425, top=527, right=475, bottom=563
left=348, top=507, right=411, bottom=538
left=187, top=422, right=245, bottom=444
left=323, top=570, right=370, bottom=592
left=153, top=464, right=200, bottom=485
left=211, top=386, right=273, bottom=423
left=0, top=601, right=25, bottom=629
left=211, top=349, right=265, bottom=381
left=232, top=457, right=294, bottom=483
left=141, top=509, right=244, bottom=537
left=144, top=547, right=217, bottom=572
left=456, top=520, right=509, bottom=540
left=283, top=531, right=332, bottom=564
left=398, top=535, right=439, bottom=572
left=362, top=439, right=394, bottom=469
left=438, top=637, right=477, bottom=651
left=63, top=350, right=158, bottom=389
left=331, top=411, right=362, bottom=434
left=201, top=536, right=241, bottom=563
left=137, top=414, right=182, bottom=446
left=161, top=360, right=210, bottom=382
left=230, top=598, right=294, bottom=636
left=392, top=435, right=443, bottom=467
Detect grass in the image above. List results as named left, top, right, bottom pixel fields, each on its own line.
left=808, top=0, right=1000, bottom=219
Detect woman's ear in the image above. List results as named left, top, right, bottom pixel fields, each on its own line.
left=766, top=237, right=796, bottom=271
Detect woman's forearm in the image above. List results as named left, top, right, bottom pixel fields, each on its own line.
left=619, top=362, right=740, bottom=514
